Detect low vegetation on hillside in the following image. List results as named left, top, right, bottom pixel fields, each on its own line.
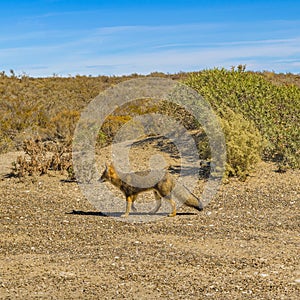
left=1, top=67, right=299, bottom=180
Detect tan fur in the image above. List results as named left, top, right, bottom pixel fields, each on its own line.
left=99, top=164, right=203, bottom=218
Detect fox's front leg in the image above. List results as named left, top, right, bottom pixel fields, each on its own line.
left=166, top=196, right=176, bottom=217
left=121, top=195, right=133, bottom=218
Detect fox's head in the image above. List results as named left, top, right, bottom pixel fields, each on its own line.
left=99, top=164, right=117, bottom=183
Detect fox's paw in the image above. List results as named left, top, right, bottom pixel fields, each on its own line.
left=198, top=202, right=204, bottom=211
left=121, top=213, right=129, bottom=218
left=168, top=212, right=176, bottom=217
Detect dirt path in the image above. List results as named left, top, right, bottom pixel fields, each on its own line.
left=0, top=142, right=299, bottom=299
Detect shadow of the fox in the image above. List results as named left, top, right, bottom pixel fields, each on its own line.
left=67, top=210, right=197, bottom=217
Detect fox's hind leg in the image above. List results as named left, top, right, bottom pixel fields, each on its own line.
left=131, top=195, right=138, bottom=212
left=165, top=195, right=176, bottom=217
left=149, top=191, right=162, bottom=214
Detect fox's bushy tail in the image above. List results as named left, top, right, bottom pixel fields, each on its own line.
left=172, top=184, right=203, bottom=211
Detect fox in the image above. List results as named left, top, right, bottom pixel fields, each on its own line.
left=99, top=163, right=203, bottom=218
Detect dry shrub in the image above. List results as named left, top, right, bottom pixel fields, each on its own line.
left=11, top=138, right=73, bottom=178
left=0, top=134, right=13, bottom=153
left=158, top=101, right=200, bottom=130
left=94, top=99, right=161, bottom=148
left=97, top=115, right=132, bottom=147
left=48, top=110, right=80, bottom=142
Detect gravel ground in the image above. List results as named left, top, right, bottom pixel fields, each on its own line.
left=0, top=144, right=299, bottom=299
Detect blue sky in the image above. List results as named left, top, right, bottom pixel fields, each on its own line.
left=1, top=0, right=300, bottom=77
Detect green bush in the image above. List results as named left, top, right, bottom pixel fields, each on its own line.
left=185, top=68, right=300, bottom=170
left=220, top=108, right=264, bottom=180
left=195, top=108, right=264, bottom=180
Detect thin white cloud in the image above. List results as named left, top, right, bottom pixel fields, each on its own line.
left=151, top=37, right=300, bottom=50
left=2, top=21, right=300, bottom=76
left=31, top=38, right=298, bottom=76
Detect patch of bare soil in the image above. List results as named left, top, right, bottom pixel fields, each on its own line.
left=0, top=142, right=299, bottom=299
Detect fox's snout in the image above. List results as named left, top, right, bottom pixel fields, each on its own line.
left=99, top=167, right=109, bottom=183
left=99, top=172, right=108, bottom=182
